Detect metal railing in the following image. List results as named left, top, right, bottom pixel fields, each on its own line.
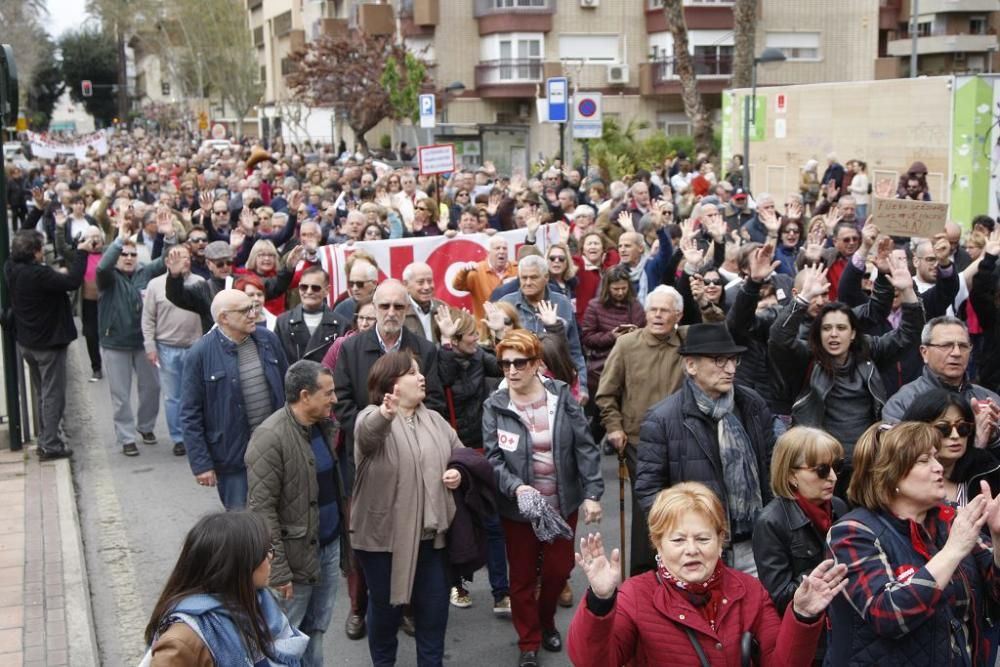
left=651, top=53, right=733, bottom=82
left=474, top=59, right=543, bottom=86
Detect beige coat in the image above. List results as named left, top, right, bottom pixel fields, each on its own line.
left=595, top=325, right=689, bottom=444
left=150, top=622, right=213, bottom=667
left=352, top=404, right=461, bottom=604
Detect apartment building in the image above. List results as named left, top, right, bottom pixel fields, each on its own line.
left=876, top=0, right=999, bottom=78
left=248, top=0, right=885, bottom=172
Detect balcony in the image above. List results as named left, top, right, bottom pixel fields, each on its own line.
left=645, top=4, right=733, bottom=32
left=907, top=0, right=999, bottom=13
left=886, top=33, right=998, bottom=56
left=247, top=0, right=262, bottom=10
left=639, top=54, right=732, bottom=95
left=474, top=0, right=553, bottom=36
left=475, top=59, right=558, bottom=98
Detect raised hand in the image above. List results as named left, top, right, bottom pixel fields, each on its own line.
left=933, top=234, right=952, bottom=266
left=759, top=206, right=780, bottom=234
left=860, top=217, right=879, bottom=252
left=875, top=177, right=895, bottom=199
left=680, top=236, right=704, bottom=268
left=786, top=199, right=803, bottom=221
left=799, top=264, right=831, bottom=300
left=886, top=253, right=914, bottom=292
left=239, top=207, right=256, bottom=235
left=575, top=533, right=621, bottom=600
left=617, top=210, right=635, bottom=233
left=434, top=305, right=458, bottom=340
left=985, top=227, right=1000, bottom=257
left=482, top=300, right=507, bottom=334
left=487, top=193, right=501, bottom=216
left=749, top=242, right=780, bottom=282
left=156, top=206, right=175, bottom=236
left=288, top=190, right=305, bottom=213
left=824, top=209, right=842, bottom=236
left=873, top=236, right=894, bottom=274
left=536, top=300, right=559, bottom=327
left=807, top=218, right=828, bottom=247
left=944, top=493, right=990, bottom=559
left=181, top=207, right=193, bottom=225
left=229, top=229, right=246, bottom=250
left=525, top=213, right=541, bottom=236
left=704, top=214, right=727, bottom=243
left=791, top=559, right=848, bottom=618
left=380, top=384, right=401, bottom=420
left=199, top=192, right=213, bottom=213
left=285, top=244, right=304, bottom=270
left=972, top=399, right=1000, bottom=448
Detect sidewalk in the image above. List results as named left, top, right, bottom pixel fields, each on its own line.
left=0, top=448, right=98, bottom=667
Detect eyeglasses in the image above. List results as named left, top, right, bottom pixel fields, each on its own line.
left=349, top=280, right=373, bottom=289
left=189, top=237, right=208, bottom=244
left=499, top=357, right=535, bottom=372
left=225, top=304, right=260, bottom=317
left=782, top=228, right=801, bottom=235
left=211, top=259, right=234, bottom=267
left=709, top=355, right=741, bottom=368
left=925, top=341, right=972, bottom=352
left=839, top=236, right=860, bottom=244
left=299, top=283, right=324, bottom=293
left=547, top=255, right=567, bottom=263
left=795, top=459, right=845, bottom=480
left=933, top=420, right=974, bottom=438
left=376, top=302, right=407, bottom=311
left=356, top=315, right=377, bottom=324
left=119, top=251, right=138, bottom=258
left=212, top=210, right=228, bottom=216
left=702, top=278, right=724, bottom=286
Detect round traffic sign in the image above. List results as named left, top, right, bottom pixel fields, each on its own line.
left=578, top=98, right=597, bottom=118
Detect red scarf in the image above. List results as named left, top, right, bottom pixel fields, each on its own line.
left=794, top=493, right=834, bottom=535
left=905, top=504, right=954, bottom=560
left=657, top=558, right=724, bottom=631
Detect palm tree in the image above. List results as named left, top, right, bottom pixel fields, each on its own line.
left=661, top=0, right=713, bottom=155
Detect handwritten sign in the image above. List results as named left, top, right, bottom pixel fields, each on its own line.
left=871, top=197, right=949, bottom=238
left=417, top=144, right=456, bottom=176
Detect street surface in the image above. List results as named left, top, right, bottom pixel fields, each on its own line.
left=64, top=336, right=631, bottom=666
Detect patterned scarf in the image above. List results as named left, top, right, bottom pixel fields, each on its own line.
left=688, top=378, right=763, bottom=537
left=657, top=555, right=725, bottom=630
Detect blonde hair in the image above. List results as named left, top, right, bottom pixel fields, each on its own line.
left=546, top=242, right=578, bottom=281
left=648, top=482, right=728, bottom=548
left=770, top=427, right=845, bottom=498
left=451, top=309, right=477, bottom=340
left=848, top=422, right=942, bottom=510
left=246, top=239, right=278, bottom=272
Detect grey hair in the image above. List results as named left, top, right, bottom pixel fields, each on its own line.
left=920, top=315, right=968, bottom=345
left=609, top=181, right=627, bottom=200
left=517, top=254, right=549, bottom=277
left=559, top=188, right=578, bottom=205
left=282, top=176, right=300, bottom=191
left=284, top=360, right=333, bottom=404
left=401, top=261, right=431, bottom=283
left=757, top=193, right=774, bottom=205
left=645, top=285, right=683, bottom=311
left=573, top=204, right=595, bottom=219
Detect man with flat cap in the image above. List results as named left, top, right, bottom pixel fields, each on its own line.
left=635, top=323, right=775, bottom=575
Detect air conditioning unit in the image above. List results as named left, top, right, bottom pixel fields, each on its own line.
left=607, top=63, right=629, bottom=85
left=580, top=0, right=599, bottom=7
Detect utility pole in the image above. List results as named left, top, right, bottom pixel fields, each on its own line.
left=910, top=0, right=920, bottom=78
left=0, top=45, right=22, bottom=450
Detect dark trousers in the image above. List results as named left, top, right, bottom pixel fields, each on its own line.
left=80, top=298, right=101, bottom=372
left=356, top=541, right=450, bottom=667
left=625, top=443, right=656, bottom=575
left=502, top=513, right=577, bottom=652
left=20, top=344, right=68, bottom=454
left=346, top=499, right=369, bottom=617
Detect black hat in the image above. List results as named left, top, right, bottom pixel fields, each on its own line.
left=679, top=324, right=746, bottom=356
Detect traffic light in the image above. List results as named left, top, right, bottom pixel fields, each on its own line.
left=81, top=80, right=92, bottom=97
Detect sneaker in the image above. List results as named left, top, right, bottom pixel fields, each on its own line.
left=450, top=586, right=472, bottom=608
left=122, top=443, right=139, bottom=457
left=89, top=370, right=102, bottom=382
left=140, top=431, right=157, bottom=445
left=38, top=448, right=73, bottom=462
left=493, top=595, right=512, bottom=616
left=518, top=650, right=538, bottom=667
left=172, top=442, right=186, bottom=457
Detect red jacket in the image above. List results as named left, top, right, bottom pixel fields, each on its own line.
left=572, top=249, right=620, bottom=322
left=567, top=567, right=822, bottom=667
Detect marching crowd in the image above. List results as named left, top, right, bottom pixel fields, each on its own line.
left=7, top=133, right=1000, bottom=666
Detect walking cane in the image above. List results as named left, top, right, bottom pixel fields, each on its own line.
left=617, top=450, right=628, bottom=581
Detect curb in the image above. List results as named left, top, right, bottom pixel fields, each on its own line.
left=54, top=458, right=99, bottom=667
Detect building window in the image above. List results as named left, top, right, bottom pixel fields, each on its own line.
left=765, top=31, right=821, bottom=61
left=971, top=16, right=988, bottom=35
left=657, top=113, right=692, bottom=136
left=649, top=0, right=733, bottom=6
left=692, top=44, right=733, bottom=75
left=161, top=81, right=170, bottom=96
left=495, top=0, right=545, bottom=7
left=916, top=20, right=932, bottom=37
left=498, top=36, right=542, bottom=81
left=558, top=34, right=619, bottom=63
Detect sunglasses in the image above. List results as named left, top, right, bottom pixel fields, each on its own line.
left=499, top=357, right=535, bottom=372
left=702, top=278, right=724, bottom=286
left=548, top=255, right=567, bottom=262
left=933, top=420, right=974, bottom=438
left=189, top=237, right=208, bottom=244
left=212, top=210, right=228, bottom=216
left=349, top=280, right=373, bottom=289
left=299, top=283, right=324, bottom=293
left=377, top=303, right=407, bottom=311
left=119, top=251, right=138, bottom=258
left=795, top=459, right=845, bottom=480
left=211, top=259, right=234, bottom=267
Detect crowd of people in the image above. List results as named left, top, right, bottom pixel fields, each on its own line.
left=7, top=132, right=1000, bottom=667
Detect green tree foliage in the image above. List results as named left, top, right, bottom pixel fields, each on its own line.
left=580, top=118, right=712, bottom=181
left=60, top=27, right=119, bottom=127
left=25, top=35, right=64, bottom=131
left=380, top=52, right=427, bottom=124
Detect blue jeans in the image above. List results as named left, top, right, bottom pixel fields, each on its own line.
left=484, top=513, right=510, bottom=599
left=357, top=541, right=450, bottom=667
left=281, top=540, right=340, bottom=667
left=156, top=343, right=189, bottom=443
left=216, top=470, right=247, bottom=510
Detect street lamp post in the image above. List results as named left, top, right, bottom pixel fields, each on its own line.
left=741, top=47, right=786, bottom=194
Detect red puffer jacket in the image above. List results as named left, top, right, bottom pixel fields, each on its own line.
left=567, top=567, right=822, bottom=667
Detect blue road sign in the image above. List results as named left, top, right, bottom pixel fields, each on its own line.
left=419, top=94, right=436, bottom=129
left=547, top=77, right=568, bottom=123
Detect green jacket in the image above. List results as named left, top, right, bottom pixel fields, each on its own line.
left=96, top=238, right=172, bottom=350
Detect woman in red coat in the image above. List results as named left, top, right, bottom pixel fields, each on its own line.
left=567, top=482, right=846, bottom=667
left=572, top=231, right=619, bottom=322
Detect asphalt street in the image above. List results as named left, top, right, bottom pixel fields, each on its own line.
left=64, top=337, right=633, bottom=666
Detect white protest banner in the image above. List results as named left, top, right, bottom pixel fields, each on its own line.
left=27, top=131, right=109, bottom=159
left=871, top=197, right=949, bottom=238
left=418, top=144, right=456, bottom=176
left=318, top=224, right=558, bottom=313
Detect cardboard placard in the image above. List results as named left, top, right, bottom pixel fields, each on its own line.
left=872, top=196, right=949, bottom=238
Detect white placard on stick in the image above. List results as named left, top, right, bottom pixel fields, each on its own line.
left=871, top=196, right=949, bottom=238
left=417, top=144, right=456, bottom=176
